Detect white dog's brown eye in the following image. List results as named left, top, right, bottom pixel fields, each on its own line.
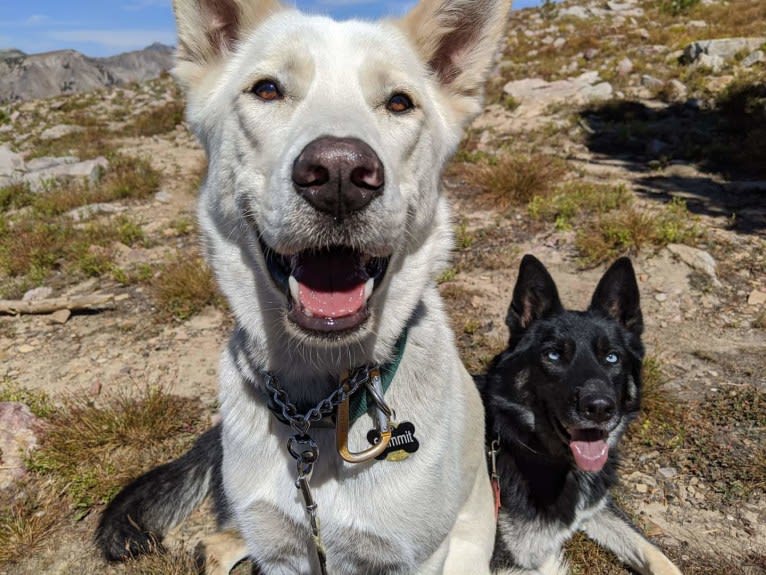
left=386, top=93, right=414, bottom=113
left=251, top=79, right=283, bottom=101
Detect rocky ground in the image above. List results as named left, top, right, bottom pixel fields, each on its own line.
left=0, top=0, right=764, bottom=574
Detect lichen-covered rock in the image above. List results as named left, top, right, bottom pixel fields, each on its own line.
left=0, top=402, right=46, bottom=490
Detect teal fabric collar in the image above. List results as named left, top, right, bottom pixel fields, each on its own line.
left=348, top=329, right=408, bottom=424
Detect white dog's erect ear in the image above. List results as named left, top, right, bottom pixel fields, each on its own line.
left=173, top=0, right=283, bottom=84
left=398, top=0, right=511, bottom=107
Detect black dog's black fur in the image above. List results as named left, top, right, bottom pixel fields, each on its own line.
left=477, top=255, right=647, bottom=571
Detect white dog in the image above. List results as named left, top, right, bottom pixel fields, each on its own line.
left=96, top=0, right=511, bottom=573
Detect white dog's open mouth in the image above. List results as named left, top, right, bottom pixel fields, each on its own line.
left=260, top=240, right=390, bottom=333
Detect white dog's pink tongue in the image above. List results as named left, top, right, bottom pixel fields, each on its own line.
left=298, top=283, right=366, bottom=318
left=569, top=430, right=609, bottom=472
left=291, top=249, right=369, bottom=319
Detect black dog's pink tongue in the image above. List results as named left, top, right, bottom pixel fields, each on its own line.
left=291, top=249, right=369, bottom=319
left=569, top=429, right=609, bottom=472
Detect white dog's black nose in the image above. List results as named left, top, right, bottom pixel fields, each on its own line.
left=292, top=137, right=384, bottom=220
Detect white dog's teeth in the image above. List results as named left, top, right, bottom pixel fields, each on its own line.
left=364, top=278, right=374, bottom=301
left=288, top=276, right=300, bottom=303
left=303, top=308, right=314, bottom=318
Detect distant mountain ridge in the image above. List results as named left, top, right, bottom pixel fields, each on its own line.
left=0, top=43, right=175, bottom=103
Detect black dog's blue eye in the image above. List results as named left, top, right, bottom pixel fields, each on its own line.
left=605, top=352, right=619, bottom=364
left=251, top=79, right=283, bottom=101
left=546, top=350, right=561, bottom=362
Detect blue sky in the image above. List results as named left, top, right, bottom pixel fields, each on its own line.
left=0, top=0, right=543, bottom=57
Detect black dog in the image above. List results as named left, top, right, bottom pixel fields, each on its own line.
left=477, top=255, right=681, bottom=575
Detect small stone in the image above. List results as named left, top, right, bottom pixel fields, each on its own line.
left=583, top=48, right=599, bottom=60
left=89, top=381, right=102, bottom=396
left=559, top=5, right=591, bottom=19
left=748, top=289, right=766, bottom=306
left=658, top=467, right=678, bottom=479
left=636, top=483, right=649, bottom=494
left=616, top=57, right=633, bottom=75
left=49, top=309, right=71, bottom=325
left=580, top=82, right=614, bottom=100
left=695, top=53, right=725, bottom=72
left=655, top=293, right=668, bottom=302
left=154, top=190, right=172, bottom=203
left=22, top=286, right=53, bottom=301
left=553, top=37, right=566, bottom=49
left=636, top=28, right=650, bottom=40
left=18, top=344, right=35, bottom=354
left=742, top=50, right=764, bottom=68
left=641, top=74, right=664, bottom=91
left=667, top=244, right=720, bottom=285
left=65, top=202, right=126, bottom=222
left=666, top=79, right=687, bottom=100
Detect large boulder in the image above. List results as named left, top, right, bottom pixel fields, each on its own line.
left=683, top=37, right=766, bottom=64
left=503, top=71, right=613, bottom=117
left=39, top=124, right=85, bottom=141
left=0, top=144, right=24, bottom=174
left=23, top=156, right=109, bottom=192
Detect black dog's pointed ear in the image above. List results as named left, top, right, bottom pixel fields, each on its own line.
left=506, top=255, right=563, bottom=334
left=589, top=257, right=643, bottom=336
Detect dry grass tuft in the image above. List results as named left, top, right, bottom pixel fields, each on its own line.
left=97, top=154, right=161, bottom=202
left=122, top=546, right=201, bottom=575
left=28, top=126, right=114, bottom=161
left=0, top=380, right=55, bottom=418
left=30, top=155, right=160, bottom=217
left=126, top=100, right=186, bottom=138
left=453, top=224, right=520, bottom=273
left=152, top=256, right=222, bottom=321
left=0, top=486, right=63, bottom=566
left=0, top=181, right=34, bottom=212
left=566, top=532, right=625, bottom=574
left=473, top=153, right=567, bottom=209
left=529, top=182, right=633, bottom=230
left=27, top=386, right=207, bottom=513
left=575, top=199, right=701, bottom=267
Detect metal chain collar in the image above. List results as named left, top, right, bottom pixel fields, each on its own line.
left=264, top=366, right=372, bottom=437
left=260, top=366, right=372, bottom=575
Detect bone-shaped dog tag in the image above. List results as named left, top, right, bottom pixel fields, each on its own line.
left=367, top=421, right=419, bottom=461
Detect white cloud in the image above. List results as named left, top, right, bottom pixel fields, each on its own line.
left=48, top=28, right=176, bottom=51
